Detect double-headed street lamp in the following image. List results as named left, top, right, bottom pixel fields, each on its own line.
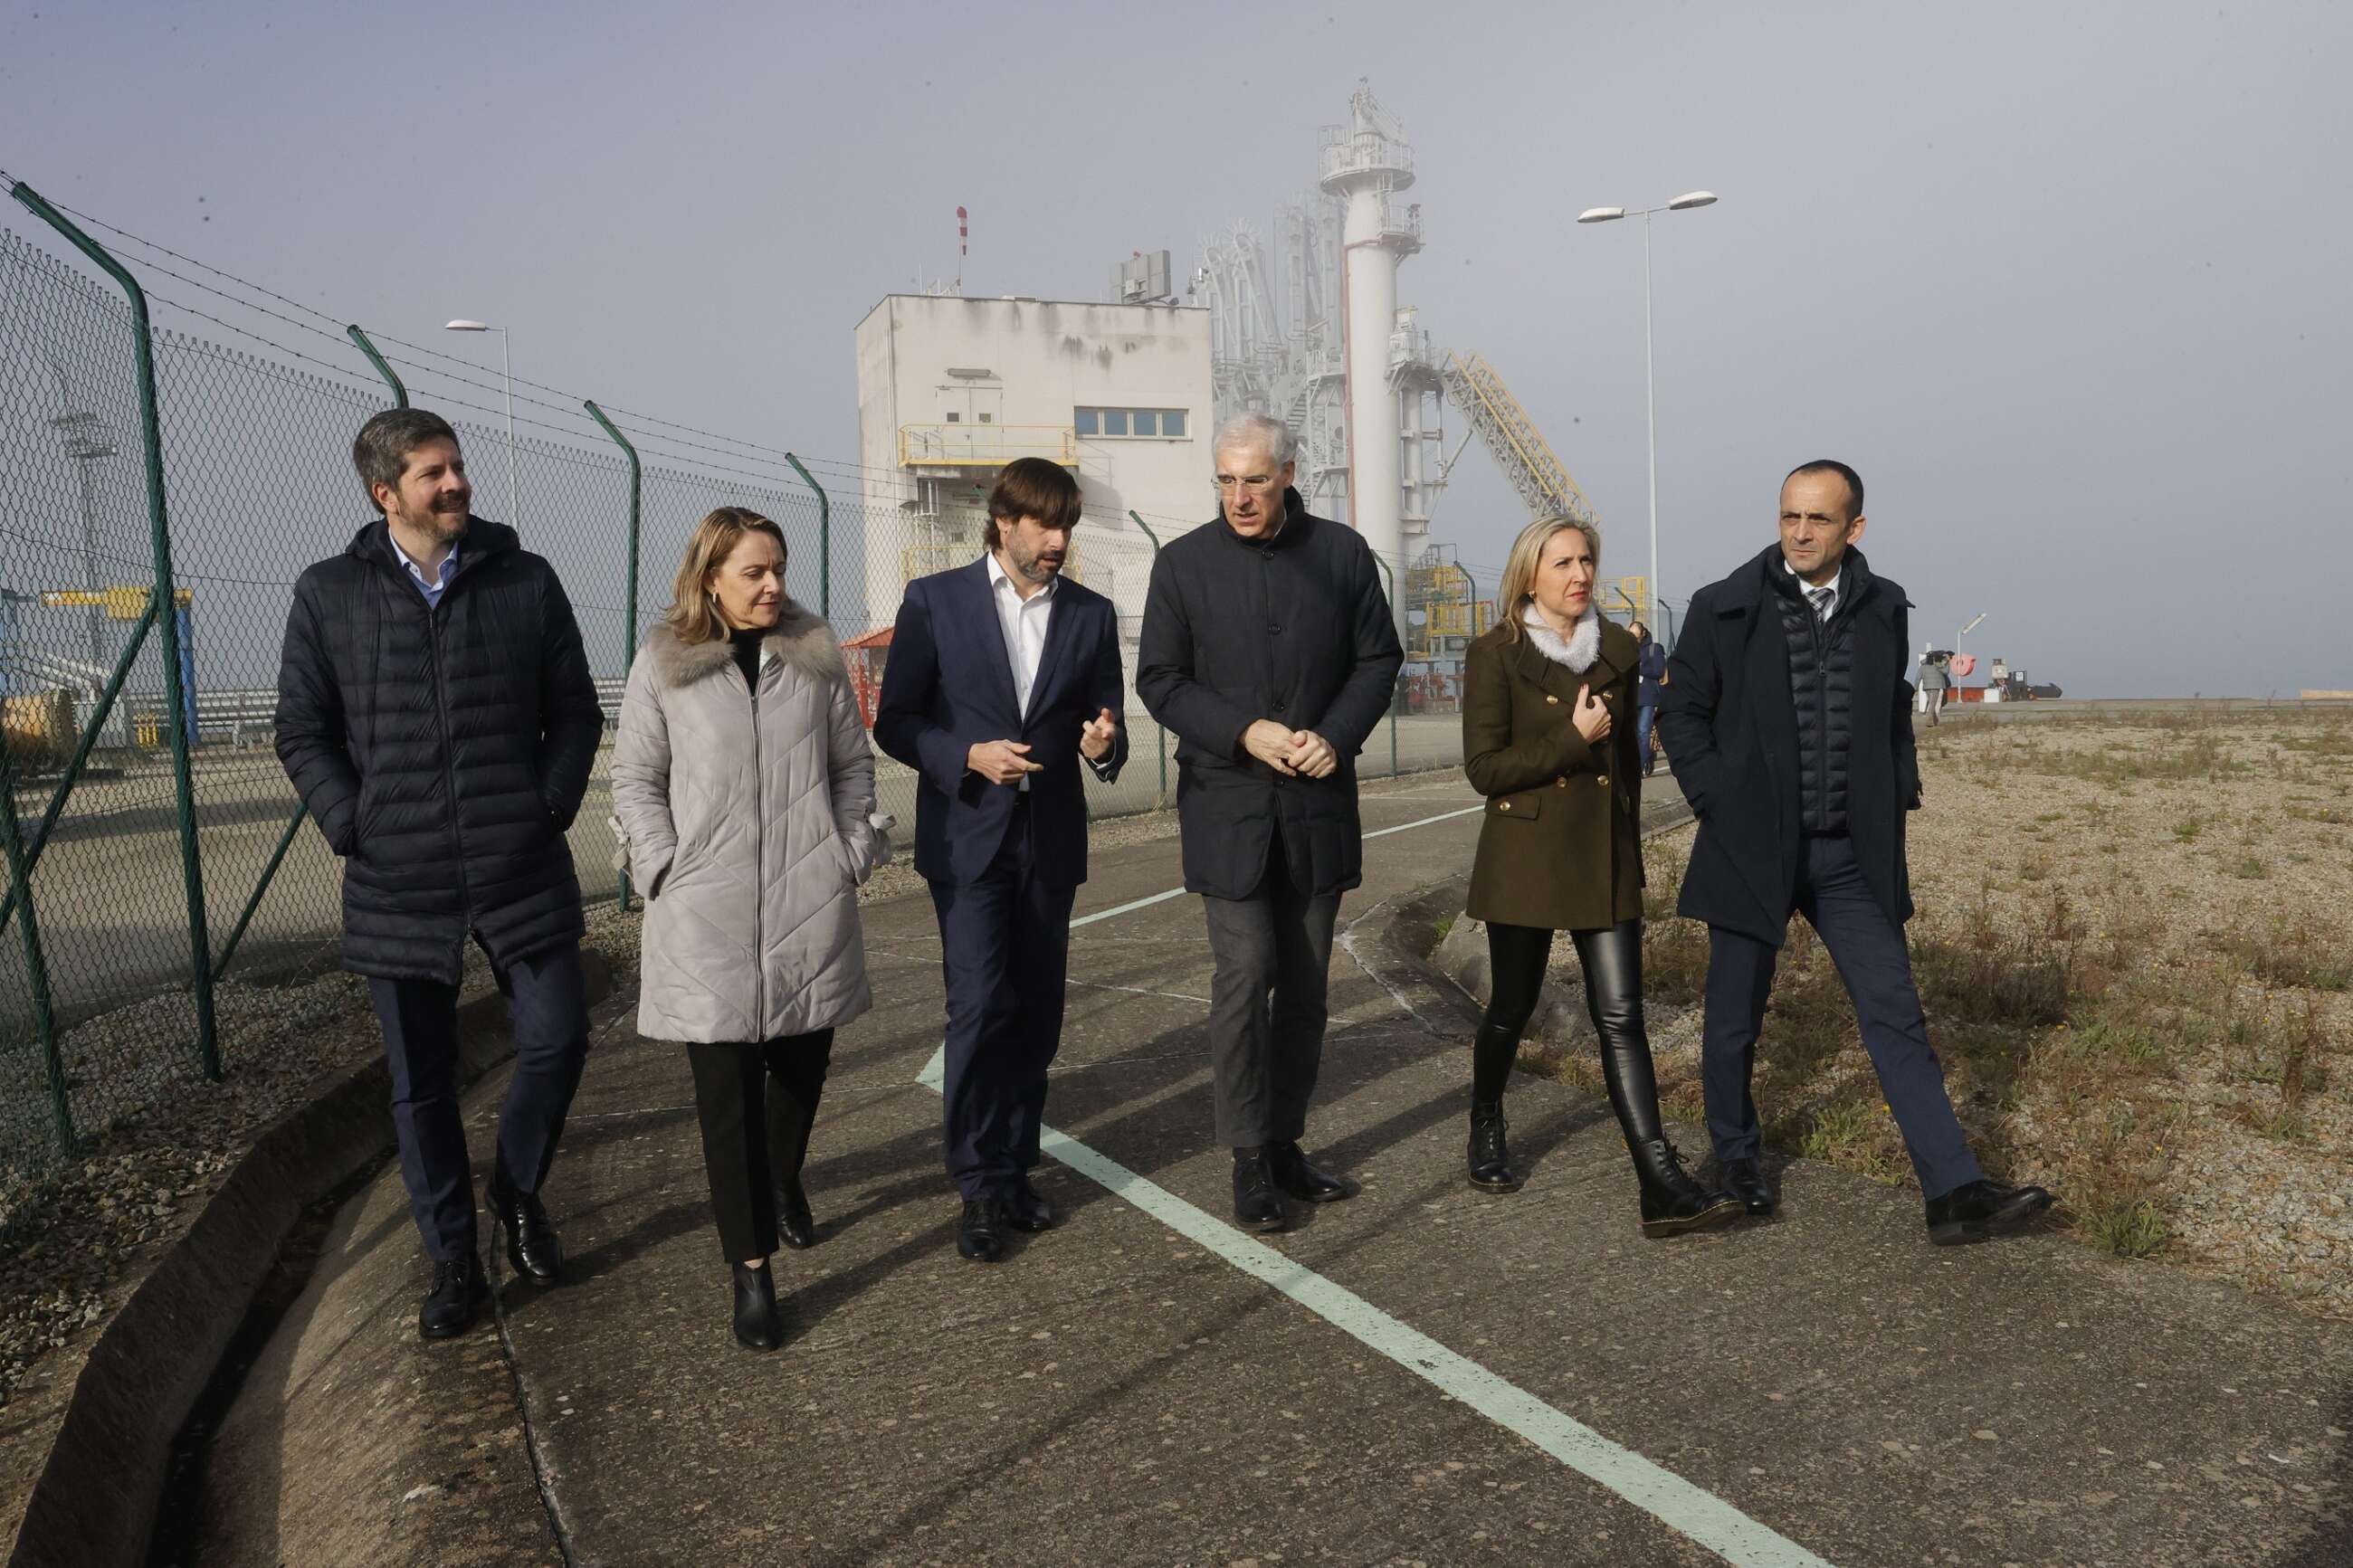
left=444, top=318, right=519, bottom=528
left=1577, top=191, right=1718, bottom=640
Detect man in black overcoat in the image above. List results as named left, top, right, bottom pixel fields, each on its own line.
left=276, top=409, right=603, bottom=1335
left=1658, top=460, right=2051, bottom=1245
left=1138, top=413, right=1404, bottom=1231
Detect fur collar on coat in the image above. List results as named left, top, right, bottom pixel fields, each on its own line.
left=642, top=602, right=843, bottom=688
left=1519, top=603, right=1602, bottom=672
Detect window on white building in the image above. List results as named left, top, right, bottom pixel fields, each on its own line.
left=1077, top=406, right=1188, bottom=440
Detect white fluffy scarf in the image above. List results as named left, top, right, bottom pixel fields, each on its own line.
left=1520, top=603, right=1602, bottom=671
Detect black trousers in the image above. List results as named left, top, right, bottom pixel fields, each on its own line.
left=1700, top=834, right=1983, bottom=1198
left=1474, top=920, right=1648, bottom=1107
left=371, top=941, right=590, bottom=1263
left=685, top=1029, right=834, bottom=1263
left=1200, top=833, right=1341, bottom=1149
left=929, top=796, right=1076, bottom=1201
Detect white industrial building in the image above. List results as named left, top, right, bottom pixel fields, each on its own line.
left=850, top=292, right=1213, bottom=650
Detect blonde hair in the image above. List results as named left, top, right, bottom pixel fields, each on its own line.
left=1494, top=515, right=1601, bottom=642
left=663, top=507, right=788, bottom=645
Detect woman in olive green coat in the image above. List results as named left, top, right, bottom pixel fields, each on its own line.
left=1459, top=516, right=1735, bottom=1237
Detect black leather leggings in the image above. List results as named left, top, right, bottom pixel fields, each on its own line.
left=1473, top=919, right=1666, bottom=1147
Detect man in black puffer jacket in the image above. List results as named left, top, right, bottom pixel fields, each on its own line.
left=276, top=408, right=602, bottom=1337
left=1659, top=460, right=2051, bottom=1247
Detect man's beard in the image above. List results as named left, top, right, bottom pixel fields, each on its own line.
left=400, top=498, right=470, bottom=540
left=1013, top=545, right=1062, bottom=585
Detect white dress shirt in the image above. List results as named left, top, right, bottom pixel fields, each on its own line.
left=987, top=551, right=1057, bottom=792
left=984, top=551, right=1119, bottom=790
left=1781, top=554, right=1845, bottom=621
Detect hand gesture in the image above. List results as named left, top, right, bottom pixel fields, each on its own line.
left=1080, top=707, right=1119, bottom=761
left=1286, top=729, right=1337, bottom=779
left=1573, top=684, right=1612, bottom=743
left=1243, top=718, right=1300, bottom=775
left=967, top=739, right=1042, bottom=785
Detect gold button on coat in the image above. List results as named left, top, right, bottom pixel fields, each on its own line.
left=1597, top=775, right=1610, bottom=786
left=1545, top=694, right=1559, bottom=705
left=1499, top=800, right=1511, bottom=811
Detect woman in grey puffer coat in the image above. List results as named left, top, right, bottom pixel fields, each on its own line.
left=610, top=507, right=884, bottom=1351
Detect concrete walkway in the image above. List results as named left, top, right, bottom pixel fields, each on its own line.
left=195, top=777, right=2352, bottom=1567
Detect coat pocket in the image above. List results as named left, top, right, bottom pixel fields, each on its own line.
left=1485, top=791, right=1542, bottom=822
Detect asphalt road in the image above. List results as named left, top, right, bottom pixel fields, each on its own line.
left=191, top=771, right=2353, bottom=1567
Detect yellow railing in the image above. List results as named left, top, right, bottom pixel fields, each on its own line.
left=897, top=424, right=1077, bottom=468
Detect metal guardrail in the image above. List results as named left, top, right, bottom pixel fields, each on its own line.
left=896, top=423, right=1077, bottom=468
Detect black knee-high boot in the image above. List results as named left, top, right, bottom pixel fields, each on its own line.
left=1572, top=922, right=1739, bottom=1238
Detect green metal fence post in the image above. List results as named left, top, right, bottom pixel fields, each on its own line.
left=0, top=728, right=75, bottom=1156
left=1127, top=510, right=1169, bottom=806
left=346, top=325, right=407, bottom=407
left=784, top=453, right=829, bottom=619
left=1374, top=554, right=1400, bottom=779
left=585, top=400, right=642, bottom=909
left=10, top=178, right=219, bottom=1077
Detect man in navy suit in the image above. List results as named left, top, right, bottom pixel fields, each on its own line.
left=875, top=458, right=1129, bottom=1262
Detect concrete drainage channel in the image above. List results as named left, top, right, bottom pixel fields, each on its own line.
left=5, top=951, right=613, bottom=1568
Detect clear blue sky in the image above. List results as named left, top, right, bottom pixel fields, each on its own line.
left=4, top=0, right=2346, bottom=694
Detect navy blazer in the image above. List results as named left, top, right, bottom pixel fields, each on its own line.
left=873, top=557, right=1129, bottom=887
left=1656, top=544, right=1921, bottom=947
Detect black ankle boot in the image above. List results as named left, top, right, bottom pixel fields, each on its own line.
left=732, top=1261, right=783, bottom=1351
left=776, top=1178, right=817, bottom=1250
left=1466, top=1101, right=1520, bottom=1192
left=1631, top=1138, right=1740, bottom=1239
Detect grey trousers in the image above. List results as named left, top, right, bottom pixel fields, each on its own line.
left=1200, top=842, right=1341, bottom=1148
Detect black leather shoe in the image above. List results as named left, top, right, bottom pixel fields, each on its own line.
left=776, top=1179, right=817, bottom=1250
left=1466, top=1101, right=1520, bottom=1192
left=488, top=1168, right=562, bottom=1287
left=418, top=1254, right=489, bottom=1340
left=1632, top=1139, right=1741, bottom=1238
left=731, top=1261, right=784, bottom=1351
left=1233, top=1149, right=1288, bottom=1232
left=1269, top=1140, right=1353, bottom=1203
left=1925, top=1179, right=2053, bottom=1246
left=1720, top=1156, right=1777, bottom=1217
left=1002, top=1179, right=1054, bottom=1233
left=956, top=1199, right=1006, bottom=1262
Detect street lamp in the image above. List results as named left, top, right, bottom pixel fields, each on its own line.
left=444, top=319, right=519, bottom=528
left=1577, top=190, right=1718, bottom=641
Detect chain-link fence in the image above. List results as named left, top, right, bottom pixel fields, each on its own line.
left=0, top=185, right=1481, bottom=1222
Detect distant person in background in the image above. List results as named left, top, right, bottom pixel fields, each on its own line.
left=1658, top=459, right=2052, bottom=1245
left=1919, top=646, right=1950, bottom=726
left=276, top=408, right=602, bottom=1339
left=1458, top=518, right=1737, bottom=1235
left=1138, top=413, right=1404, bottom=1232
left=610, top=508, right=882, bottom=1353
left=1629, top=619, right=1667, bottom=775
left=874, top=459, right=1127, bottom=1265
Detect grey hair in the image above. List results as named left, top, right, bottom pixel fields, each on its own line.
left=1212, top=412, right=1300, bottom=468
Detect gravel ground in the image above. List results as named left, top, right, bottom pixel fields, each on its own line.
left=0, top=773, right=1458, bottom=1415
left=1517, top=709, right=2353, bottom=1319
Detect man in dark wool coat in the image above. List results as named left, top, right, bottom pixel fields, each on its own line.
left=1138, top=413, right=1404, bottom=1232
left=1658, top=459, right=2052, bottom=1245
left=276, top=409, right=603, bottom=1336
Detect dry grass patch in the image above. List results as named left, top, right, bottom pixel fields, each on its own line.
left=1534, top=708, right=2353, bottom=1316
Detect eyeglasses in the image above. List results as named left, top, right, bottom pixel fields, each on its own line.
left=1212, top=475, right=1278, bottom=495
